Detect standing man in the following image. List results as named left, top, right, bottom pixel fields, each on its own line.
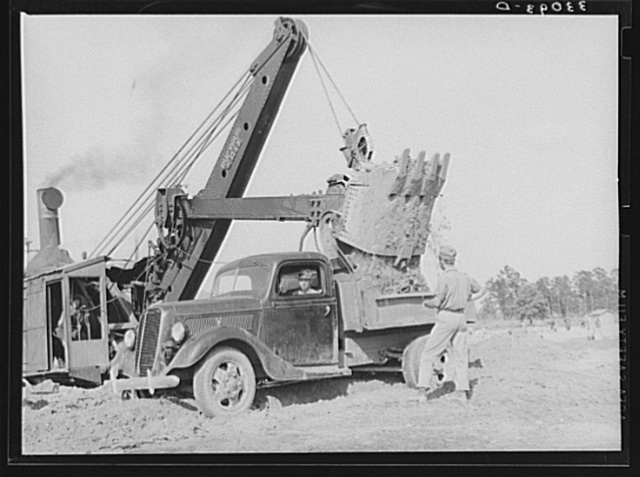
left=417, top=245, right=485, bottom=400
left=69, top=297, right=90, bottom=340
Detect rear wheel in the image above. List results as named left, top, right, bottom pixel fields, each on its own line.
left=402, top=335, right=428, bottom=388
left=402, top=335, right=450, bottom=389
left=193, top=346, right=256, bottom=418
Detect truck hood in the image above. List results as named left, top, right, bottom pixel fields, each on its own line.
left=159, top=295, right=264, bottom=317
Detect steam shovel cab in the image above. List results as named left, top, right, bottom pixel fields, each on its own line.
left=23, top=257, right=137, bottom=385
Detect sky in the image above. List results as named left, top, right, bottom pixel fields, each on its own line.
left=21, top=14, right=620, bottom=295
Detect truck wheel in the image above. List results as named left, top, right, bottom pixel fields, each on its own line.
left=402, top=335, right=429, bottom=388
left=193, top=346, right=256, bottom=418
left=402, top=336, right=450, bottom=389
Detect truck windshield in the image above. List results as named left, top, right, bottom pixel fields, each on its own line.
left=211, top=265, right=271, bottom=298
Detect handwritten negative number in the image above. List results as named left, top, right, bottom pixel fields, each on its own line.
left=526, top=2, right=587, bottom=14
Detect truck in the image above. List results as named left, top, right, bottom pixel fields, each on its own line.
left=24, top=17, right=472, bottom=413
left=112, top=249, right=475, bottom=416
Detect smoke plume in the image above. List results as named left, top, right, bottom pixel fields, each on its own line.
left=44, top=143, right=157, bottom=192
left=42, top=22, right=244, bottom=193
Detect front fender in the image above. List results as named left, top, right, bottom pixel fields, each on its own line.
left=166, top=326, right=304, bottom=381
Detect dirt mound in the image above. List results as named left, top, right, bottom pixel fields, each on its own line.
left=21, top=322, right=621, bottom=454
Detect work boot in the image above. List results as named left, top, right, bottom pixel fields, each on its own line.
left=448, top=390, right=469, bottom=403
left=420, top=381, right=455, bottom=401
left=417, top=387, right=431, bottom=402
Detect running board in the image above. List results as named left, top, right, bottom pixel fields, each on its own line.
left=350, top=365, right=402, bottom=373
left=295, top=365, right=352, bottom=380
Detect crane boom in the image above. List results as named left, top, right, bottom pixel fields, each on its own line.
left=146, top=17, right=308, bottom=303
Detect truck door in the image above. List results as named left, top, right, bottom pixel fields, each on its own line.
left=265, top=262, right=338, bottom=366
left=64, top=274, right=109, bottom=383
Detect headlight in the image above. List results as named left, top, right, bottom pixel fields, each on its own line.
left=124, top=329, right=136, bottom=349
left=171, top=322, right=186, bottom=343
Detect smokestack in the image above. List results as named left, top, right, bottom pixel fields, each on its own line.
left=25, top=187, right=74, bottom=278
left=37, top=187, right=64, bottom=249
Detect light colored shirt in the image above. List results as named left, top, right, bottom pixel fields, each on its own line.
left=432, top=267, right=481, bottom=312
left=294, top=288, right=322, bottom=295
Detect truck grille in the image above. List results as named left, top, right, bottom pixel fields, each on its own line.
left=182, top=313, right=255, bottom=335
left=135, top=309, right=161, bottom=376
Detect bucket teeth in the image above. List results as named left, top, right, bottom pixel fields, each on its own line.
left=419, top=152, right=450, bottom=201
left=332, top=148, right=449, bottom=264
left=401, top=151, right=426, bottom=199
left=439, top=153, right=450, bottom=190
left=389, top=149, right=411, bottom=198
left=421, top=153, right=437, bottom=199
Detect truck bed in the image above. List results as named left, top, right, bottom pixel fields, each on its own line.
left=335, top=275, right=437, bottom=332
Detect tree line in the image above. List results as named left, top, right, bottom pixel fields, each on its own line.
left=479, top=266, right=618, bottom=322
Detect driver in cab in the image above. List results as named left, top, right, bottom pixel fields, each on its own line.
left=294, top=269, right=322, bottom=295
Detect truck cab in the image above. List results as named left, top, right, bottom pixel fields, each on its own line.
left=113, top=252, right=348, bottom=416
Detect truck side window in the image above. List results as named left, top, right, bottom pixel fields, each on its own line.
left=277, top=265, right=323, bottom=297
left=211, top=265, right=270, bottom=297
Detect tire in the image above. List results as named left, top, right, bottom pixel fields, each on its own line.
left=402, top=335, right=450, bottom=389
left=401, top=335, right=429, bottom=388
left=193, top=346, right=256, bottom=418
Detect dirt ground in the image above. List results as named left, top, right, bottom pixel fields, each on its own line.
left=20, top=318, right=622, bottom=455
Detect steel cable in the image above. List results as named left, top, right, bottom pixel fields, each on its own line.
left=173, top=79, right=252, bottom=183
left=94, top=78, right=250, bottom=257
left=97, top=70, right=252, bottom=284
left=309, top=43, right=360, bottom=126
left=170, top=74, right=253, bottom=185
left=90, top=71, right=252, bottom=258
left=308, top=46, right=343, bottom=136
left=94, top=35, right=284, bottom=258
left=300, top=27, right=360, bottom=134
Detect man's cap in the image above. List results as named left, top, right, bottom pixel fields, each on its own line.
left=438, top=245, right=457, bottom=260
left=297, top=269, right=316, bottom=280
